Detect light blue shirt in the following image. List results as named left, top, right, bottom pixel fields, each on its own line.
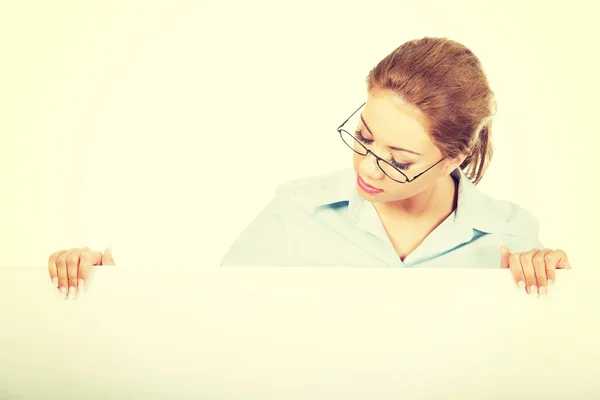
left=220, top=168, right=543, bottom=267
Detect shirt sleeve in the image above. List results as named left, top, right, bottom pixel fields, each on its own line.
left=507, top=206, right=545, bottom=253
left=219, top=194, right=302, bottom=267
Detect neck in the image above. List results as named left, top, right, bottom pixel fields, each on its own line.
left=373, top=175, right=458, bottom=222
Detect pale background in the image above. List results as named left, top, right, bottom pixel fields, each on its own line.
left=2, top=2, right=600, bottom=398
left=1, top=0, right=598, bottom=269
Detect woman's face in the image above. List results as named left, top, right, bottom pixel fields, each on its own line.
left=352, top=89, right=460, bottom=203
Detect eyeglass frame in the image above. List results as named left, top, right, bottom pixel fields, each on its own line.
left=337, top=102, right=446, bottom=184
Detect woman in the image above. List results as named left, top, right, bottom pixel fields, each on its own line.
left=47, top=37, right=571, bottom=299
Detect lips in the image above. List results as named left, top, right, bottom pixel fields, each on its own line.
left=357, top=175, right=384, bottom=194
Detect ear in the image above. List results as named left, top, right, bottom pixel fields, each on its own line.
left=442, top=153, right=468, bottom=175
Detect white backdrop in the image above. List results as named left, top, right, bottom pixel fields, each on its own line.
left=1, top=0, right=598, bottom=268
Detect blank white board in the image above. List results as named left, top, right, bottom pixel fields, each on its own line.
left=0, top=266, right=598, bottom=399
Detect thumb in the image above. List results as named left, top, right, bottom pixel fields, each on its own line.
left=102, top=247, right=116, bottom=266
left=499, top=245, right=511, bottom=269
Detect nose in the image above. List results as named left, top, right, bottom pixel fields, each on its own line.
left=358, top=152, right=384, bottom=180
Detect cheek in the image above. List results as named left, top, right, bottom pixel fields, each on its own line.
left=382, top=183, right=412, bottom=200
left=352, top=153, right=362, bottom=169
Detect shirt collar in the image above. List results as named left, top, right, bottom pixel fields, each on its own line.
left=451, top=168, right=516, bottom=235
left=278, top=168, right=516, bottom=236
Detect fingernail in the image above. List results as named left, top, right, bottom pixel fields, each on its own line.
left=68, top=286, right=76, bottom=300
left=52, top=277, right=58, bottom=287
left=548, top=279, right=553, bottom=287
left=518, top=281, right=526, bottom=291
left=539, top=286, right=546, bottom=296
left=60, top=287, right=67, bottom=298
left=78, top=279, right=85, bottom=291
left=529, top=285, right=538, bottom=296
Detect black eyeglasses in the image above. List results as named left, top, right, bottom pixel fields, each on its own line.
left=337, top=102, right=445, bottom=184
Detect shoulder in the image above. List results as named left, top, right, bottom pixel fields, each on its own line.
left=489, top=197, right=540, bottom=232
left=274, top=169, right=355, bottom=213
left=480, top=194, right=544, bottom=251
left=455, top=169, right=540, bottom=236
left=220, top=169, right=355, bottom=267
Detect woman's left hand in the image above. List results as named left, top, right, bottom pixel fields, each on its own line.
left=500, top=246, right=572, bottom=296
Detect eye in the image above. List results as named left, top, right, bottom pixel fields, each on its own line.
left=390, top=158, right=411, bottom=170
left=355, top=128, right=373, bottom=144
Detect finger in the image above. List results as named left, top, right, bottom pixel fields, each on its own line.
left=499, top=245, right=511, bottom=269
left=508, top=252, right=526, bottom=291
left=102, top=247, right=116, bottom=266
left=66, top=249, right=84, bottom=299
left=541, top=249, right=558, bottom=286
left=78, top=248, right=103, bottom=291
left=532, top=248, right=552, bottom=295
left=48, top=250, right=67, bottom=287
left=56, top=248, right=77, bottom=298
left=550, top=249, right=570, bottom=269
left=544, top=249, right=570, bottom=285
left=520, top=249, right=539, bottom=296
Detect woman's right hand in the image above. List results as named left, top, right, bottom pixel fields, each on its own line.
left=48, top=247, right=116, bottom=299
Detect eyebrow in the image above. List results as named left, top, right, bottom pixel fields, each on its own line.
left=360, top=114, right=423, bottom=156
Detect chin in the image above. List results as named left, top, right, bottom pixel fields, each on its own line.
left=356, top=188, right=387, bottom=202
left=357, top=188, right=410, bottom=203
